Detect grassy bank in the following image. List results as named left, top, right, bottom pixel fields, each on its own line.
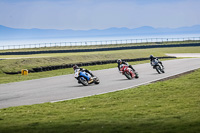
left=0, top=46, right=200, bottom=84
left=0, top=69, right=199, bottom=133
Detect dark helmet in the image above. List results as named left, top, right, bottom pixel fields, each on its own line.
left=149, top=55, right=154, bottom=59
left=73, top=65, right=79, bottom=70
left=117, top=59, right=122, bottom=64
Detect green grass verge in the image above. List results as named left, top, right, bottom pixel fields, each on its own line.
left=0, top=69, right=199, bottom=133
left=0, top=46, right=200, bottom=84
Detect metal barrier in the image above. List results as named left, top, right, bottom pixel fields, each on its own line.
left=1, top=43, right=200, bottom=55
left=0, top=37, right=200, bottom=50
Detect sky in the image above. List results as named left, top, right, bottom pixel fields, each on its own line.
left=0, top=0, right=200, bottom=30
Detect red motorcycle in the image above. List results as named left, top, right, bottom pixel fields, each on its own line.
left=120, top=64, right=139, bottom=79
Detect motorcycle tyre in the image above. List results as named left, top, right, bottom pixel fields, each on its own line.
left=78, top=77, right=89, bottom=86
left=124, top=72, right=132, bottom=79
left=94, top=77, right=100, bottom=84
left=161, top=69, right=165, bottom=73
left=135, top=72, right=139, bottom=79
left=156, top=66, right=162, bottom=74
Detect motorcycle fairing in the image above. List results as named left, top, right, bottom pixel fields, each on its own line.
left=79, top=71, right=91, bottom=81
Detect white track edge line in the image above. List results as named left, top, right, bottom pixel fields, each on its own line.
left=50, top=67, right=200, bottom=103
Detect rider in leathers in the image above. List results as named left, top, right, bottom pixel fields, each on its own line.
left=73, top=65, right=94, bottom=83
left=117, top=59, right=135, bottom=72
left=149, top=55, right=164, bottom=68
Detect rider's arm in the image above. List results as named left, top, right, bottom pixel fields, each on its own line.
left=79, top=68, right=84, bottom=71
left=122, top=61, right=129, bottom=66
left=84, top=69, right=89, bottom=73
left=118, top=64, right=121, bottom=71
left=84, top=69, right=94, bottom=76
left=150, top=60, right=153, bottom=66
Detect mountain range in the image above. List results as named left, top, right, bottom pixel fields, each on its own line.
left=0, top=25, right=200, bottom=39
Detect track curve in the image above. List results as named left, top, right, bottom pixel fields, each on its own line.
left=0, top=58, right=200, bottom=109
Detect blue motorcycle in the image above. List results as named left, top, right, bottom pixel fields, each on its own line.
left=74, top=70, right=100, bottom=86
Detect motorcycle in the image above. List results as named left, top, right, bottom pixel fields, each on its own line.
left=74, top=69, right=100, bottom=86
left=151, top=59, right=165, bottom=74
left=119, top=64, right=139, bottom=79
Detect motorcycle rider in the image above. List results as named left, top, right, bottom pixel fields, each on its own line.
left=149, top=55, right=164, bottom=68
left=73, top=65, right=94, bottom=83
left=117, top=59, right=135, bottom=72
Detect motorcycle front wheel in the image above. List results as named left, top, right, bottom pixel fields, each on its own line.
left=78, top=77, right=89, bottom=86
left=124, top=72, right=132, bottom=79
left=156, top=66, right=162, bottom=74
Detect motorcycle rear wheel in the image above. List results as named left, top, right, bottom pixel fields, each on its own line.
left=94, top=77, right=100, bottom=84
left=161, top=69, right=165, bottom=73
left=135, top=72, right=139, bottom=78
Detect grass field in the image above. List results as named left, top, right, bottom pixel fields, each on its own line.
left=0, top=68, right=199, bottom=133
left=0, top=46, right=200, bottom=84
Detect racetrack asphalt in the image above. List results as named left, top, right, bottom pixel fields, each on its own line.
left=0, top=58, right=200, bottom=109
left=166, top=53, right=200, bottom=57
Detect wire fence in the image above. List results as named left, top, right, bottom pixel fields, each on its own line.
left=0, top=37, right=200, bottom=50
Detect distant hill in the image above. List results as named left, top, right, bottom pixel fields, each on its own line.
left=0, top=25, right=200, bottom=39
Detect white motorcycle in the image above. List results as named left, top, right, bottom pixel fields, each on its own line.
left=151, top=60, right=165, bottom=74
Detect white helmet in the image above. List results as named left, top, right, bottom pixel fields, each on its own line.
left=117, top=59, right=122, bottom=64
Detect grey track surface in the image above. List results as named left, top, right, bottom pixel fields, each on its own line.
left=0, top=58, right=200, bottom=109
left=166, top=53, right=200, bottom=57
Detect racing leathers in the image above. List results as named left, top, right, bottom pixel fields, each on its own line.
left=74, top=67, right=94, bottom=83
left=118, top=61, right=135, bottom=72
left=150, top=57, right=164, bottom=68
left=76, top=67, right=94, bottom=77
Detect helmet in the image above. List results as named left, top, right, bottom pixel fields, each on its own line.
left=149, top=55, right=154, bottom=59
left=117, top=59, right=122, bottom=64
left=73, top=65, right=79, bottom=70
